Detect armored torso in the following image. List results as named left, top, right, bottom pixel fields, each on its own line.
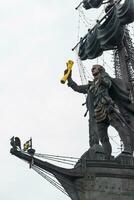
left=89, top=79, right=108, bottom=123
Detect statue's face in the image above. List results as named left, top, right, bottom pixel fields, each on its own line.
left=91, top=65, right=100, bottom=76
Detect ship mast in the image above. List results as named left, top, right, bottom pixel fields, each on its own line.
left=108, top=0, right=134, bottom=95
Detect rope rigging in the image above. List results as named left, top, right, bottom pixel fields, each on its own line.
left=31, top=163, right=86, bottom=195
left=31, top=165, right=69, bottom=196
left=34, top=153, right=78, bottom=166
left=109, top=135, right=121, bottom=147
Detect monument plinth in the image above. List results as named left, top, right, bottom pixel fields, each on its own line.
left=10, top=143, right=134, bottom=200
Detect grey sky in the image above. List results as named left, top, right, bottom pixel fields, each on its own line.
left=0, top=1, right=123, bottom=200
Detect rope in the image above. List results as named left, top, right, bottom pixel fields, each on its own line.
left=99, top=53, right=115, bottom=75
left=32, top=165, right=69, bottom=196
left=78, top=7, right=94, bottom=27
left=32, top=165, right=85, bottom=194
left=109, top=135, right=121, bottom=147
left=34, top=153, right=78, bottom=166
left=75, top=10, right=90, bottom=86
left=35, top=153, right=78, bottom=160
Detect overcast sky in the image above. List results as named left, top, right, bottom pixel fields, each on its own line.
left=0, top=1, right=124, bottom=200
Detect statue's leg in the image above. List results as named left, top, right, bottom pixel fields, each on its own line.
left=89, top=118, right=99, bottom=147
left=109, top=114, right=133, bottom=154
left=97, top=120, right=112, bottom=159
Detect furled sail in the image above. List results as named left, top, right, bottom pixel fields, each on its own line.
left=78, top=0, right=134, bottom=60
left=117, top=0, right=134, bottom=25
left=83, top=0, right=104, bottom=10
left=79, top=26, right=103, bottom=60
left=97, top=8, right=124, bottom=50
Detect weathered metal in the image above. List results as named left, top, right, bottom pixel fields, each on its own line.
left=78, top=0, right=134, bottom=60
left=10, top=146, right=134, bottom=200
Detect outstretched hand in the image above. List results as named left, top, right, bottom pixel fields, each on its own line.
left=64, top=69, right=72, bottom=80
left=60, top=60, right=74, bottom=84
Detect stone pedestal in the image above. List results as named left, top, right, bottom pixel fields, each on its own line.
left=69, top=147, right=134, bottom=200
left=74, top=160, right=134, bottom=200
left=10, top=144, right=134, bottom=200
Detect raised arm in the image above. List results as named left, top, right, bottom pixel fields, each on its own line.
left=67, top=73, right=89, bottom=94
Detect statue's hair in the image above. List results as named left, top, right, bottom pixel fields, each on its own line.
left=92, top=64, right=105, bottom=73
left=92, top=64, right=110, bottom=79
left=99, top=65, right=106, bottom=73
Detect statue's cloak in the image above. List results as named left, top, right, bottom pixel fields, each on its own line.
left=110, top=78, right=134, bottom=115
left=87, top=75, right=134, bottom=146
left=109, top=78, right=134, bottom=135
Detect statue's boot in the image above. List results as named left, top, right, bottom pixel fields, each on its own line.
left=110, top=115, right=133, bottom=155
left=102, top=141, right=112, bottom=159
left=122, top=134, right=133, bottom=154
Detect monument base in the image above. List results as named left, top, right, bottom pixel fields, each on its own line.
left=10, top=143, right=134, bottom=200
left=72, top=146, right=134, bottom=200
left=75, top=163, right=134, bottom=200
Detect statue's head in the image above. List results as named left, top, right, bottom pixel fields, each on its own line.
left=91, top=64, right=104, bottom=77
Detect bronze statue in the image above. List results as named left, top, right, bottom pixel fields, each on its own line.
left=66, top=64, right=134, bottom=159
